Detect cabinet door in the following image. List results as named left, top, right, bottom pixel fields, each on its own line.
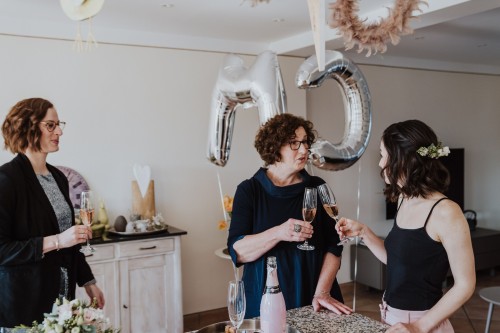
left=119, top=253, right=181, bottom=333
left=75, top=261, right=119, bottom=329
left=350, top=244, right=386, bottom=290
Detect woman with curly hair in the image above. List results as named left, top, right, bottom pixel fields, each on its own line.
left=227, top=113, right=352, bottom=318
left=336, top=119, right=475, bottom=333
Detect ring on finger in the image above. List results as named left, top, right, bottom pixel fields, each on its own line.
left=294, top=224, right=302, bottom=233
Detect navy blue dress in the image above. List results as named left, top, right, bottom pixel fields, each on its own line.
left=227, top=168, right=344, bottom=318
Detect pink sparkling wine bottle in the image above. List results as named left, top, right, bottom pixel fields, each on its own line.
left=260, top=256, right=287, bottom=333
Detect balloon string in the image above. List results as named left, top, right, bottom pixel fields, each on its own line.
left=232, top=261, right=240, bottom=281
left=307, top=160, right=315, bottom=176
left=217, top=170, right=239, bottom=280
left=353, top=161, right=362, bottom=311
left=216, top=171, right=229, bottom=222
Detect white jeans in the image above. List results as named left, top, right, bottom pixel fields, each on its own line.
left=381, top=302, right=454, bottom=333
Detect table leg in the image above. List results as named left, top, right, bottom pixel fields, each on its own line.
left=484, top=303, right=494, bottom=333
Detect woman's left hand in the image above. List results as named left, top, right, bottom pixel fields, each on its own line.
left=84, top=284, right=105, bottom=309
left=312, top=294, right=352, bottom=315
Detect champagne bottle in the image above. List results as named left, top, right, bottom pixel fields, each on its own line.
left=260, top=256, right=286, bottom=333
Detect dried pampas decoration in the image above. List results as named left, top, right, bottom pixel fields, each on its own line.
left=329, top=0, right=427, bottom=56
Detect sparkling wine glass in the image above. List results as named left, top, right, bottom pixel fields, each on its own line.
left=227, top=280, right=246, bottom=331
left=79, top=191, right=95, bottom=255
left=298, top=187, right=317, bottom=251
left=317, top=183, right=354, bottom=246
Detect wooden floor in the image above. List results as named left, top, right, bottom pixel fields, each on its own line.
left=184, top=268, right=500, bottom=332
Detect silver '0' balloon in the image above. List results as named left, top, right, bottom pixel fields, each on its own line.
left=296, top=50, right=372, bottom=171
left=207, top=51, right=287, bottom=167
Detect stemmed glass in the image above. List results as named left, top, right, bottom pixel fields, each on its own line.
left=79, top=191, right=96, bottom=255
left=227, top=280, right=246, bottom=332
left=297, top=187, right=317, bottom=251
left=317, top=183, right=354, bottom=246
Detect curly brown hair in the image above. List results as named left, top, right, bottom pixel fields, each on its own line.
left=381, top=119, right=450, bottom=202
left=254, top=113, right=316, bottom=166
left=2, top=98, right=54, bottom=153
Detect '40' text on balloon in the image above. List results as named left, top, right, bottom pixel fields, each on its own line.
left=296, top=50, right=372, bottom=171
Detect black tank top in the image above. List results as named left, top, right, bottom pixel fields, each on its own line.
left=384, top=198, right=450, bottom=310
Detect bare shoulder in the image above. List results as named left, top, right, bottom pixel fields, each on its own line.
left=427, top=198, right=470, bottom=243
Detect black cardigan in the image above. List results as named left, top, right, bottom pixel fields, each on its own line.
left=0, top=154, right=94, bottom=327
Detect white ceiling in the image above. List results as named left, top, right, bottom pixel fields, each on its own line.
left=1, top=0, right=500, bottom=74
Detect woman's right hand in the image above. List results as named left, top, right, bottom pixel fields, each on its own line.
left=335, top=217, right=364, bottom=240
left=277, top=218, right=313, bottom=243
left=58, top=225, right=92, bottom=249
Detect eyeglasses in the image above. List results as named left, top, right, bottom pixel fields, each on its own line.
left=288, top=139, right=311, bottom=151
left=40, top=121, right=66, bottom=132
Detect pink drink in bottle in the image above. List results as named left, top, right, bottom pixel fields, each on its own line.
left=260, top=256, right=286, bottom=333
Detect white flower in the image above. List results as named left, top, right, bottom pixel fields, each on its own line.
left=417, top=142, right=450, bottom=159
left=71, top=327, right=81, bottom=333
left=57, top=303, right=73, bottom=325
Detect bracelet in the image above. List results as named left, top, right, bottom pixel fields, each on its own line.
left=313, top=290, right=331, bottom=298
left=55, top=234, right=60, bottom=251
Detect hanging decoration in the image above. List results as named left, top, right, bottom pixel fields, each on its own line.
left=60, top=0, right=105, bottom=51
left=307, top=0, right=326, bottom=71
left=329, top=0, right=426, bottom=56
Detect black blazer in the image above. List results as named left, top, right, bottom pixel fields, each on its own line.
left=0, top=154, right=94, bottom=327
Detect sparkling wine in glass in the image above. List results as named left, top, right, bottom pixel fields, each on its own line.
left=317, top=183, right=354, bottom=246
left=79, top=191, right=95, bottom=255
left=298, top=187, right=317, bottom=251
left=227, top=280, right=246, bottom=331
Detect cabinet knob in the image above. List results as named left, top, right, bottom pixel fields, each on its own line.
left=139, top=246, right=157, bottom=250
left=123, top=305, right=128, bottom=309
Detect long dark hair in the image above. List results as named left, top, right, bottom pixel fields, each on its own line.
left=381, top=119, right=449, bottom=202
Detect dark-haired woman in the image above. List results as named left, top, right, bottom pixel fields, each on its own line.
left=0, top=98, right=104, bottom=329
left=228, top=113, right=352, bottom=318
left=336, top=120, right=475, bottom=333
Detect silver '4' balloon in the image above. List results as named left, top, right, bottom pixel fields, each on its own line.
left=296, top=50, right=372, bottom=171
left=207, top=51, right=287, bottom=167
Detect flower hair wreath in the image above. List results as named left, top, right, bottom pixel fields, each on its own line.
left=329, top=0, right=427, bottom=56
left=417, top=142, right=450, bottom=159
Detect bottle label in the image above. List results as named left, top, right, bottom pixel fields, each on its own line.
left=264, top=285, right=282, bottom=294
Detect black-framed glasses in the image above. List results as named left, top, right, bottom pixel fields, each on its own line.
left=288, top=139, right=311, bottom=151
left=40, top=121, right=66, bottom=132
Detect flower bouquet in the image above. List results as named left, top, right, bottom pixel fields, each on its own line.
left=16, top=298, right=119, bottom=333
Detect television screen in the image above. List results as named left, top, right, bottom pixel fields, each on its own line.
left=386, top=148, right=464, bottom=220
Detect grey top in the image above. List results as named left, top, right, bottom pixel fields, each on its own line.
left=37, top=173, right=73, bottom=300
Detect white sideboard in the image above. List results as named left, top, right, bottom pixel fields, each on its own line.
left=76, top=229, right=186, bottom=333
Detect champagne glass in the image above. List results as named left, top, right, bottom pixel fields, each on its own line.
left=297, top=187, right=317, bottom=251
left=79, top=191, right=95, bottom=255
left=227, top=280, right=246, bottom=331
left=317, top=183, right=354, bottom=246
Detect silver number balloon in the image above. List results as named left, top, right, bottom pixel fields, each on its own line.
left=296, top=50, right=372, bottom=171
left=207, top=51, right=287, bottom=167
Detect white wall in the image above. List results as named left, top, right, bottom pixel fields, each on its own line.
left=308, top=65, right=500, bottom=283
left=2, top=33, right=499, bottom=315
left=0, top=34, right=305, bottom=314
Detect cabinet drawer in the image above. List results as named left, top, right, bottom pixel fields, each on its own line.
left=117, top=238, right=175, bottom=258
left=85, top=244, right=115, bottom=262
